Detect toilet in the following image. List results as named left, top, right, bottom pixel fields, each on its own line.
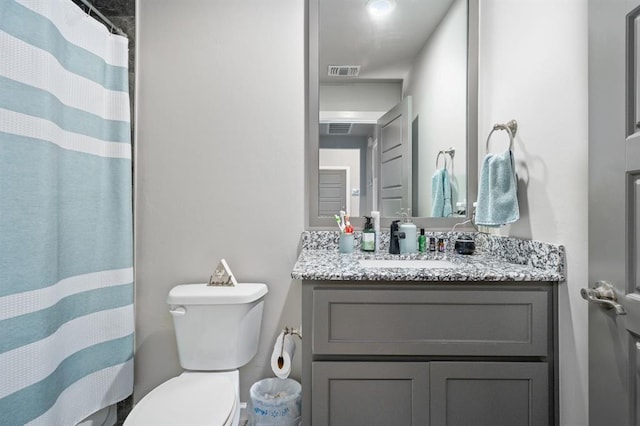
left=124, top=282, right=268, bottom=426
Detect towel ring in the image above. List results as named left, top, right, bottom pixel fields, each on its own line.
left=487, top=120, right=518, bottom=152
left=436, top=148, right=455, bottom=168
left=436, top=151, right=448, bottom=169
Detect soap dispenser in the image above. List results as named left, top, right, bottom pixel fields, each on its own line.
left=361, top=216, right=376, bottom=252
left=389, top=220, right=401, bottom=254
left=398, top=210, right=417, bottom=254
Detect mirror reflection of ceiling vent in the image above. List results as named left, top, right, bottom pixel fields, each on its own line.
left=328, top=65, right=360, bottom=77
left=328, top=123, right=353, bottom=135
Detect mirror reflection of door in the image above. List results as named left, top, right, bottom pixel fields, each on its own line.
left=377, top=97, right=412, bottom=217
left=318, top=168, right=347, bottom=217
left=319, top=125, right=372, bottom=217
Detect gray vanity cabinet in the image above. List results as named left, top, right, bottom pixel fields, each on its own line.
left=312, top=362, right=430, bottom=425
left=301, top=281, right=558, bottom=426
left=430, top=361, right=549, bottom=426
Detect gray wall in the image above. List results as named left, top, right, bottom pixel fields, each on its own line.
left=134, top=1, right=589, bottom=425
left=479, top=1, right=588, bottom=425
left=319, top=82, right=401, bottom=113
left=134, top=0, right=304, bottom=403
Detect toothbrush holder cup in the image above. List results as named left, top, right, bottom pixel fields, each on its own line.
left=338, top=233, right=355, bottom=254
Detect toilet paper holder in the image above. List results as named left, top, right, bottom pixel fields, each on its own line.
left=278, top=326, right=302, bottom=369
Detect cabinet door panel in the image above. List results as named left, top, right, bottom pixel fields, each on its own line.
left=312, top=362, right=429, bottom=426
left=430, top=362, right=548, bottom=426
left=312, top=287, right=549, bottom=356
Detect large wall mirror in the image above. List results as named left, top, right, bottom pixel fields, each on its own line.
left=308, top=0, right=478, bottom=229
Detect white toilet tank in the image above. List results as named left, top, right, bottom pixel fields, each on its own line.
left=167, top=283, right=268, bottom=370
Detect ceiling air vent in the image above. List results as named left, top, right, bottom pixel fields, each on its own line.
left=328, top=123, right=353, bottom=135
left=328, top=65, right=360, bottom=77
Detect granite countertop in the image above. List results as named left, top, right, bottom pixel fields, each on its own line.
left=291, top=231, right=566, bottom=283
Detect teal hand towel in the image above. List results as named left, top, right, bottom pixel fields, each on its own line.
left=475, top=150, right=519, bottom=226
left=431, top=168, right=453, bottom=217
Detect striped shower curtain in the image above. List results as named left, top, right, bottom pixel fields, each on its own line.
left=0, top=0, right=134, bottom=425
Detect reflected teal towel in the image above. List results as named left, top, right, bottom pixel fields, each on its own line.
left=431, top=168, right=452, bottom=217
left=475, top=150, right=519, bottom=226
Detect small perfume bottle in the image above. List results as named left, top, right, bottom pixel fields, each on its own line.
left=429, top=237, right=436, bottom=252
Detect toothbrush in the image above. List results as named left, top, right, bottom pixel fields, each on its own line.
left=334, top=215, right=345, bottom=232
left=344, top=215, right=354, bottom=234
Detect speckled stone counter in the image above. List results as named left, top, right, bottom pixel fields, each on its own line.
left=291, top=231, right=565, bottom=282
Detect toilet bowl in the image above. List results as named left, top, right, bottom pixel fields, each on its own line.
left=124, top=283, right=268, bottom=426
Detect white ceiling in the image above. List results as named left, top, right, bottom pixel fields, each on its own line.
left=319, top=0, right=456, bottom=83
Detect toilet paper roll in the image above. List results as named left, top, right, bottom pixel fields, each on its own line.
left=270, top=332, right=296, bottom=379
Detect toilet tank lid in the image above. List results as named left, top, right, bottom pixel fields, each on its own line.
left=167, top=283, right=268, bottom=305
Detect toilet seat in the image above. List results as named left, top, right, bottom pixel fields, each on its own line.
left=124, top=374, right=237, bottom=425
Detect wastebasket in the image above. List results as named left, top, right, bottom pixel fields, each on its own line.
left=249, top=378, right=302, bottom=426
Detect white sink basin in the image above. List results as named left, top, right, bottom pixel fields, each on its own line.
left=358, top=259, right=457, bottom=269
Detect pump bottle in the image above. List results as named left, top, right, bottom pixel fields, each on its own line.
left=361, top=216, right=376, bottom=252
left=398, top=210, right=417, bottom=254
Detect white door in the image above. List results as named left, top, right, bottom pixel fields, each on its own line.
left=587, top=0, right=640, bottom=424
left=377, top=96, right=412, bottom=217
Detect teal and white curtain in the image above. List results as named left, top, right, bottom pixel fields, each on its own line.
left=0, top=1, right=133, bottom=425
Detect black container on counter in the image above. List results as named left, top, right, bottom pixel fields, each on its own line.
left=454, top=236, right=476, bottom=255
